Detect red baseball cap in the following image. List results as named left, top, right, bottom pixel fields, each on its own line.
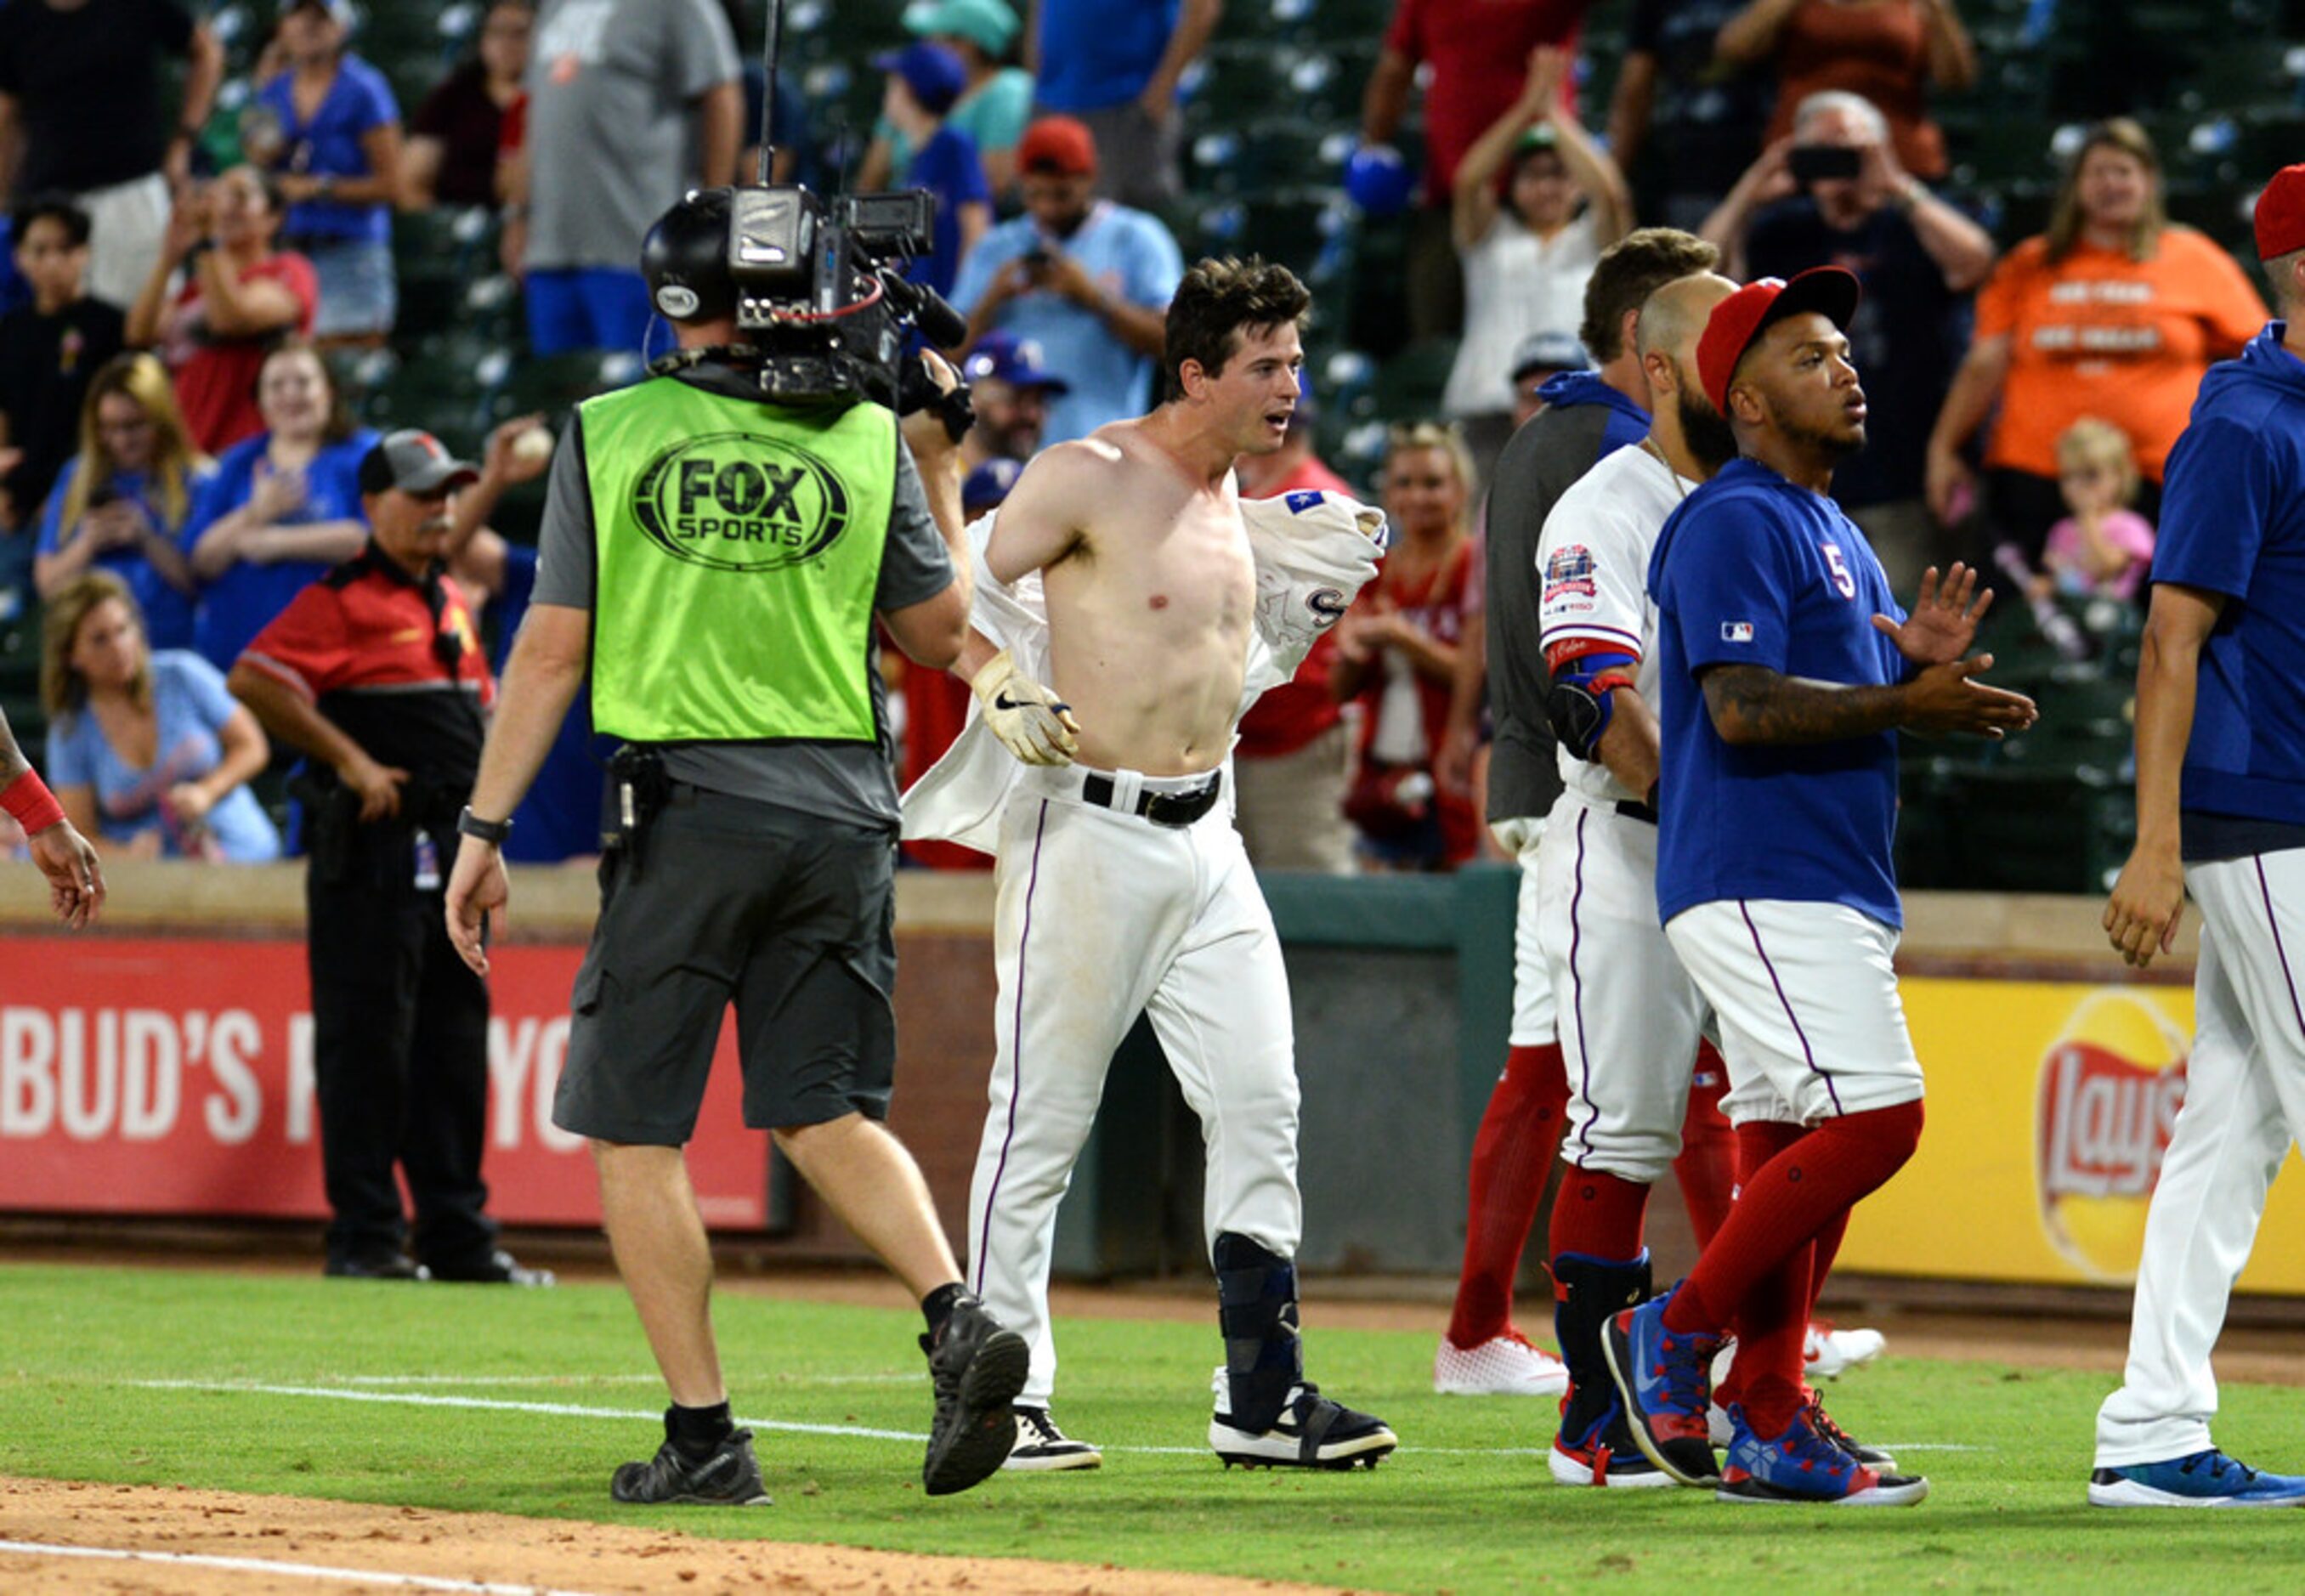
left=2254, top=163, right=2305, bottom=260
left=1016, top=115, right=1097, bottom=178
left=1696, top=266, right=1863, bottom=416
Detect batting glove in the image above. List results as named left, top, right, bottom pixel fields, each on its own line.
left=970, top=649, right=1081, bottom=767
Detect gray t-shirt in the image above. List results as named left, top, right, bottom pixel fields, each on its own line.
left=524, top=0, right=739, bottom=272
left=1483, top=403, right=1628, bottom=823
left=532, top=364, right=958, bottom=829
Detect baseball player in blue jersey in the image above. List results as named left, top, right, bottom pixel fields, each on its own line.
left=1604, top=267, right=2036, bottom=1506
left=2090, top=165, right=2305, bottom=1509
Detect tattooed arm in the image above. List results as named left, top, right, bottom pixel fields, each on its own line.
left=1701, top=659, right=2037, bottom=747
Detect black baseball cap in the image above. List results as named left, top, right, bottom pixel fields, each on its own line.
left=359, top=429, right=480, bottom=496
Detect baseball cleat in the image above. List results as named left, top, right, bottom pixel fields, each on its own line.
left=1550, top=1389, right=1675, bottom=1489
left=609, top=1429, right=773, bottom=1506
left=1804, top=1322, right=1886, bottom=1379
left=1601, top=1286, right=1723, bottom=1486
left=1714, top=1403, right=1928, bottom=1507
left=920, top=1292, right=1029, bottom=1496
left=2089, top=1450, right=2305, bottom=1508
left=1005, top=1406, right=1102, bottom=1471
left=1209, top=1367, right=1396, bottom=1469
left=422, top=1248, right=555, bottom=1287
left=1804, top=1389, right=1894, bottom=1470
left=1434, top=1327, right=1571, bottom=1396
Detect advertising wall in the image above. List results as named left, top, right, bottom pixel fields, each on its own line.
left=1839, top=976, right=2305, bottom=1292
left=0, top=937, right=770, bottom=1229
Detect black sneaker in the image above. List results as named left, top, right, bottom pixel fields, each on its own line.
left=609, top=1429, right=772, bottom=1506
left=1005, top=1406, right=1102, bottom=1471
left=423, top=1249, right=556, bottom=1287
left=324, top=1252, right=423, bottom=1281
left=1208, top=1367, right=1398, bottom=1469
left=920, top=1292, right=1028, bottom=1496
left=1804, top=1390, right=1895, bottom=1469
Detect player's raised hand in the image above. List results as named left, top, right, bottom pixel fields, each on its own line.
left=1899, top=654, right=2037, bottom=738
left=2104, top=842, right=2185, bottom=969
left=1872, top=563, right=1992, bottom=667
left=970, top=649, right=1081, bottom=767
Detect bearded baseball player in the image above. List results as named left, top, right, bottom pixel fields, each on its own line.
left=1607, top=267, right=2035, bottom=1506
left=1436, top=229, right=1741, bottom=1398
left=1534, top=270, right=1743, bottom=1486
left=917, top=258, right=1396, bottom=1473
left=2090, top=165, right=2305, bottom=1509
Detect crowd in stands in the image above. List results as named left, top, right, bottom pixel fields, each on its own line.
left=0, top=0, right=2293, bottom=886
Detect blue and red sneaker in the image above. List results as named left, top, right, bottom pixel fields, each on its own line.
left=1600, top=1284, right=1723, bottom=1485
left=1715, top=1403, right=1929, bottom=1507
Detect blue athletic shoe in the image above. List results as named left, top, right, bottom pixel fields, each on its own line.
left=1716, top=1403, right=1929, bottom=1507
left=1600, top=1285, right=1722, bottom=1485
left=2090, top=1450, right=2305, bottom=1508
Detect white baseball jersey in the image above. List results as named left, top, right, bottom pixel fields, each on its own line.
left=1535, top=443, right=1694, bottom=805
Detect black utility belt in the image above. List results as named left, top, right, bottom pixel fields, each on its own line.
left=1080, top=769, right=1224, bottom=829
left=1616, top=799, right=1659, bottom=825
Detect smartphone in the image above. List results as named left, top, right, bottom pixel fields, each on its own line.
left=1790, top=144, right=1863, bottom=184
left=84, top=484, right=121, bottom=512
left=1022, top=245, right=1053, bottom=272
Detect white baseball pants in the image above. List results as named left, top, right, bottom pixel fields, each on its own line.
left=966, top=764, right=1304, bottom=1408
left=2096, top=848, right=2305, bottom=1468
left=1492, top=815, right=1560, bottom=1049
left=1538, top=794, right=1714, bottom=1182
left=1664, top=898, right=1924, bottom=1126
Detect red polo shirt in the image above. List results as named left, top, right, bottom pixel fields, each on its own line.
left=237, top=545, right=495, bottom=791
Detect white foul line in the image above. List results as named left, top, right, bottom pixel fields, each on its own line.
left=127, top=1380, right=1988, bottom=1459
left=0, top=1539, right=602, bottom=1596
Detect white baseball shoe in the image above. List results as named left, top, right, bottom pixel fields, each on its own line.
left=1209, top=1367, right=1396, bottom=1469
left=1003, top=1406, right=1102, bottom=1471
left=1433, top=1327, right=1570, bottom=1396
left=1804, top=1322, right=1887, bottom=1380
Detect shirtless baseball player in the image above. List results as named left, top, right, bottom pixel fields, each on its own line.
left=946, top=258, right=1396, bottom=1472
left=1607, top=267, right=2035, bottom=1506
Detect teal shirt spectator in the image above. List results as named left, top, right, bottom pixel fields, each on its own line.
left=949, top=200, right=1182, bottom=444
left=45, top=649, right=282, bottom=861
left=875, top=66, right=1035, bottom=180
left=36, top=459, right=209, bottom=652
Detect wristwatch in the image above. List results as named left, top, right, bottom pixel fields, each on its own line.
left=457, top=806, right=513, bottom=846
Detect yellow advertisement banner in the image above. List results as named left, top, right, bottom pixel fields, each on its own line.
left=1838, top=976, right=2305, bottom=1293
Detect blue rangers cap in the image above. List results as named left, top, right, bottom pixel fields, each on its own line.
left=962, top=331, right=1072, bottom=395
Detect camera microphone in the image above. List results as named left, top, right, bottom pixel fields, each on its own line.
left=878, top=271, right=970, bottom=350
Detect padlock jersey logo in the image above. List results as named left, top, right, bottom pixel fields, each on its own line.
left=630, top=431, right=852, bottom=571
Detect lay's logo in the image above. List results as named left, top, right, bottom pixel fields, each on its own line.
left=2033, top=992, right=2189, bottom=1281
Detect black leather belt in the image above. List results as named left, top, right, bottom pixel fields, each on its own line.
left=1615, top=800, right=1659, bottom=824
left=1081, top=770, right=1224, bottom=828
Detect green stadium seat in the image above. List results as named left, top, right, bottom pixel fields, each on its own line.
left=1372, top=337, right=1456, bottom=426
left=1944, top=762, right=2135, bottom=895
left=487, top=349, right=644, bottom=430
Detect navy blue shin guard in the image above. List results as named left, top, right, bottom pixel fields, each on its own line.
left=1215, top=1232, right=1302, bottom=1433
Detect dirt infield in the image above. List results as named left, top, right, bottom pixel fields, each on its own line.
left=0, top=1477, right=1356, bottom=1596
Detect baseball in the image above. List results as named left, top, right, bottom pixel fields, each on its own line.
left=511, top=425, right=553, bottom=465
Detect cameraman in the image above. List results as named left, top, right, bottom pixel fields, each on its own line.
left=441, top=189, right=1027, bottom=1507
left=1699, top=89, right=1994, bottom=592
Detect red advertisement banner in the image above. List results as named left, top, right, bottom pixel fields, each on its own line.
left=0, top=937, right=768, bottom=1229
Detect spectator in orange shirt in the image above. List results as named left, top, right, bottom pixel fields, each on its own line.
left=1927, top=118, right=2267, bottom=565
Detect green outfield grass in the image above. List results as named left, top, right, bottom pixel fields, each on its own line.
left=4, top=1264, right=2305, bottom=1593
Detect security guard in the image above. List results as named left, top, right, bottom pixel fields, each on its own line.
left=229, top=430, right=548, bottom=1287
left=443, top=188, right=1027, bottom=1506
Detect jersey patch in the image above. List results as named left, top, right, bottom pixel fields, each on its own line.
left=1721, top=622, right=1755, bottom=642
left=1543, top=543, right=1598, bottom=603
left=1284, top=490, right=1326, bottom=514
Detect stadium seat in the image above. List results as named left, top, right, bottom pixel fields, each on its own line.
left=1944, top=762, right=2135, bottom=894
left=1372, top=337, right=1457, bottom=425
left=488, top=349, right=644, bottom=430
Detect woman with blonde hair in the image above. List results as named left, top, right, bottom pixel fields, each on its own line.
left=41, top=571, right=280, bottom=862
left=1333, top=420, right=1482, bottom=869
left=1927, top=117, right=2264, bottom=563
left=32, top=353, right=211, bottom=651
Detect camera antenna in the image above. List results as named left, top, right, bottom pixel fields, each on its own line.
left=756, top=0, right=782, bottom=186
